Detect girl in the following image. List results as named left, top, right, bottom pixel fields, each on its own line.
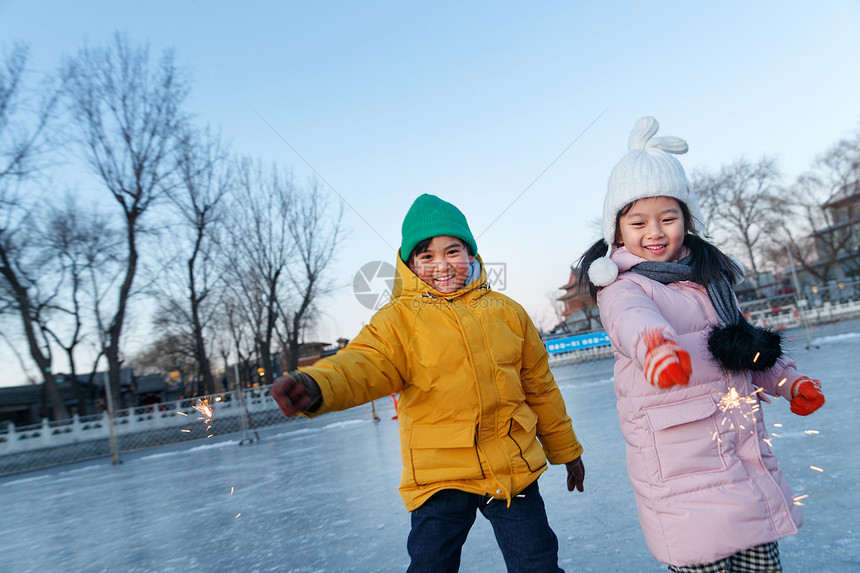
left=577, top=117, right=824, bottom=572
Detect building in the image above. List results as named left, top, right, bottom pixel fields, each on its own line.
left=552, top=266, right=602, bottom=335
left=0, top=368, right=135, bottom=426
left=295, top=338, right=350, bottom=367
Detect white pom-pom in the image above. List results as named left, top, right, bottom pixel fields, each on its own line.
left=588, top=256, right=619, bottom=287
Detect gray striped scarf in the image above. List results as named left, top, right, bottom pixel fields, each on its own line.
left=629, top=256, right=742, bottom=326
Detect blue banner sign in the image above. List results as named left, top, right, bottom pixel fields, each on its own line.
left=545, top=331, right=611, bottom=354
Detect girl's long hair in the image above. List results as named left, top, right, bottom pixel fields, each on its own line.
left=575, top=201, right=743, bottom=301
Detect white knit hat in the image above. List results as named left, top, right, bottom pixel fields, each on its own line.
left=588, top=116, right=705, bottom=287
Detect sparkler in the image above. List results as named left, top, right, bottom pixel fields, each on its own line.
left=717, top=387, right=825, bottom=509
left=714, top=386, right=764, bottom=436
left=192, top=399, right=216, bottom=438
left=177, top=399, right=247, bottom=520
left=717, top=386, right=764, bottom=414
left=175, top=398, right=218, bottom=438
left=192, top=398, right=214, bottom=419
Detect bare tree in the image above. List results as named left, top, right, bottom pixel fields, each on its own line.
left=219, top=297, right=257, bottom=390
left=777, top=130, right=860, bottom=283
left=38, top=195, right=123, bottom=414
left=128, top=312, right=196, bottom=395
left=61, top=34, right=188, bottom=410
left=0, top=43, right=66, bottom=418
left=0, top=43, right=56, bottom=184
left=278, top=186, right=342, bottom=371
left=689, top=168, right=720, bottom=239
left=0, top=210, right=67, bottom=419
left=692, top=157, right=782, bottom=295
left=158, top=126, right=233, bottom=396
left=220, top=160, right=296, bottom=385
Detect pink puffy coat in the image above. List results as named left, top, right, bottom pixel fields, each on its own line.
left=597, top=247, right=803, bottom=567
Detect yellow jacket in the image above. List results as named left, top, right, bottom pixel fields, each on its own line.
left=300, top=255, right=582, bottom=510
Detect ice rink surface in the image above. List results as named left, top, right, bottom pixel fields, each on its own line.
left=1, top=320, right=858, bottom=572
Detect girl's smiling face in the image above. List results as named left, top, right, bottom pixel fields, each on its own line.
left=617, top=196, right=686, bottom=262
left=408, top=235, right=474, bottom=293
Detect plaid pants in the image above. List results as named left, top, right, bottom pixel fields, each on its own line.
left=668, top=542, right=781, bottom=573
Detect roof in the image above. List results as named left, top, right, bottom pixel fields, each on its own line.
left=823, top=180, right=860, bottom=209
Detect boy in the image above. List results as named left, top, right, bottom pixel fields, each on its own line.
left=271, top=193, right=585, bottom=572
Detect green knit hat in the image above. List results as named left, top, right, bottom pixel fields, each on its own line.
left=400, top=194, right=478, bottom=262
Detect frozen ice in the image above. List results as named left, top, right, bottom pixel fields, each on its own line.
left=0, top=320, right=858, bottom=572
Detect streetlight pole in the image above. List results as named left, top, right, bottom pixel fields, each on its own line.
left=785, top=246, right=817, bottom=349
left=103, top=373, right=120, bottom=465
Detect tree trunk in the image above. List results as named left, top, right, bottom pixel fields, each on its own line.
left=0, top=246, right=69, bottom=419
left=105, top=218, right=138, bottom=411
left=189, top=258, right=215, bottom=396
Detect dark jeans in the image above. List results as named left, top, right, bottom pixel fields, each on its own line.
left=406, top=481, right=563, bottom=573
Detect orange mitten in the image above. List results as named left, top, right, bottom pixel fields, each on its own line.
left=643, top=329, right=692, bottom=389
left=790, top=377, right=824, bottom=416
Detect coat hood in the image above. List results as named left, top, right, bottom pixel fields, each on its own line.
left=391, top=251, right=488, bottom=301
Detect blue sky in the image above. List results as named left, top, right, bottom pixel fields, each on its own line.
left=2, top=1, right=860, bottom=384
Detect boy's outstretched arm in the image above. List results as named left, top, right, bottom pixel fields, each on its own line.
left=565, top=456, right=585, bottom=493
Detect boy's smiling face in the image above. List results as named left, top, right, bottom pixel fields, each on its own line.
left=408, top=235, right=474, bottom=293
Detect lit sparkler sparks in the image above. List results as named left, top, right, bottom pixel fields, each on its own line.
left=176, top=398, right=216, bottom=436
left=192, top=398, right=214, bottom=420
left=713, top=386, right=767, bottom=440
left=717, top=387, right=763, bottom=413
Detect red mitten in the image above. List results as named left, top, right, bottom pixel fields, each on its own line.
left=790, top=377, right=824, bottom=416
left=643, top=329, right=692, bottom=389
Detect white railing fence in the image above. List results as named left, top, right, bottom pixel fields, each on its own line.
left=0, top=387, right=287, bottom=475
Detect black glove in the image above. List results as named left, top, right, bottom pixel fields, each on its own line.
left=270, top=371, right=322, bottom=416
left=565, top=456, right=585, bottom=492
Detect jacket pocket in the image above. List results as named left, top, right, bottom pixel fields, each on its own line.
left=409, top=422, right=484, bottom=485
left=508, top=405, right=547, bottom=473
left=644, top=395, right=724, bottom=480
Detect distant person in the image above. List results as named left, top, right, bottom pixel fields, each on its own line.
left=577, top=117, right=825, bottom=572
left=271, top=193, right=585, bottom=572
